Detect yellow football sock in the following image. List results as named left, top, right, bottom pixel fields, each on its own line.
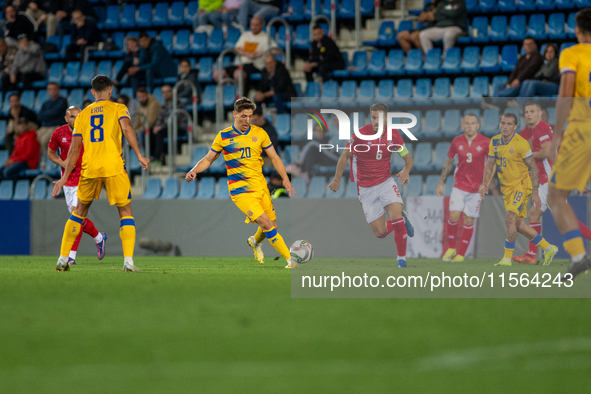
left=60, top=212, right=85, bottom=256
left=534, top=235, right=550, bottom=251
left=120, top=216, right=136, bottom=258
left=264, top=227, right=291, bottom=260
left=254, top=226, right=266, bottom=244
left=504, top=240, right=515, bottom=260
left=563, top=229, right=586, bottom=258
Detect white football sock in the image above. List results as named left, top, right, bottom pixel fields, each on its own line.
left=124, top=256, right=134, bottom=265
left=573, top=253, right=586, bottom=263
left=94, top=233, right=103, bottom=243
left=69, top=251, right=77, bottom=259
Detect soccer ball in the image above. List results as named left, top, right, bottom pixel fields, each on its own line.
left=290, top=240, right=314, bottom=264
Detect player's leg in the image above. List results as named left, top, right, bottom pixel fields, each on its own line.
left=384, top=202, right=408, bottom=268
left=247, top=190, right=277, bottom=264
left=516, top=218, right=557, bottom=265
left=514, top=204, right=543, bottom=264
left=359, top=184, right=390, bottom=237
left=64, top=187, right=82, bottom=264
left=56, top=200, right=92, bottom=271
left=253, top=212, right=293, bottom=267
left=443, top=188, right=465, bottom=261
left=68, top=186, right=107, bottom=260
left=496, top=210, right=518, bottom=266
left=452, top=215, right=475, bottom=262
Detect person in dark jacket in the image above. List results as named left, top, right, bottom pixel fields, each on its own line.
left=65, top=10, right=101, bottom=62
left=113, top=36, right=140, bottom=88
left=517, top=44, right=560, bottom=102
left=129, top=33, right=176, bottom=93
left=151, top=84, right=186, bottom=164
left=419, top=0, right=467, bottom=54
left=251, top=106, right=278, bottom=152
left=303, top=25, right=345, bottom=82
left=254, top=55, right=296, bottom=114
left=177, top=59, right=200, bottom=106
left=493, top=37, right=544, bottom=97
left=55, top=0, right=97, bottom=37
left=1, top=5, right=35, bottom=46
left=36, top=82, right=68, bottom=154
left=4, top=93, right=38, bottom=155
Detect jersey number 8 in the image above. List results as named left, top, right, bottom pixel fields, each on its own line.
left=90, top=114, right=104, bottom=142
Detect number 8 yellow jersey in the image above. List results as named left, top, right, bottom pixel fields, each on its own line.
left=73, top=99, right=130, bottom=178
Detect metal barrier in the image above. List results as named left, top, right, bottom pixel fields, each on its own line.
left=216, top=48, right=243, bottom=132
left=374, top=0, right=380, bottom=40
left=216, top=77, right=237, bottom=132
left=129, top=111, right=150, bottom=191
left=330, top=0, right=337, bottom=39
left=30, top=174, right=55, bottom=198
left=355, top=0, right=361, bottom=50
left=266, top=17, right=292, bottom=66
left=172, top=79, right=198, bottom=164
left=166, top=109, right=193, bottom=178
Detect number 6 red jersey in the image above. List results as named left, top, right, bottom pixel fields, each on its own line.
left=447, top=133, right=490, bottom=193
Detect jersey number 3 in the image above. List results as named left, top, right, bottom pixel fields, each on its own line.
left=90, top=114, right=104, bottom=142
left=466, top=153, right=472, bottom=163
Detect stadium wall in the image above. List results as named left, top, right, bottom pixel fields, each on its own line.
left=21, top=196, right=590, bottom=259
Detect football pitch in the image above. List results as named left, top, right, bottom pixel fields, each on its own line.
left=1, top=256, right=591, bottom=393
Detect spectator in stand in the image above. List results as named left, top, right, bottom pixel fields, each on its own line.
left=151, top=85, right=187, bottom=164
left=493, top=37, right=544, bottom=97
left=251, top=106, right=278, bottom=151
left=131, top=33, right=176, bottom=93
left=0, top=117, right=40, bottom=180
left=177, top=59, right=200, bottom=106
left=117, top=94, right=139, bottom=126
left=214, top=17, right=278, bottom=88
left=36, top=83, right=68, bottom=154
left=268, top=172, right=290, bottom=198
left=192, top=0, right=224, bottom=30
left=2, top=34, right=45, bottom=91
left=25, top=1, right=58, bottom=39
left=65, top=10, right=101, bottom=62
left=397, top=0, right=439, bottom=54
left=254, top=55, right=296, bottom=114
left=293, top=124, right=339, bottom=182
left=82, top=99, right=92, bottom=109
left=0, top=38, right=17, bottom=89
left=1, top=5, right=35, bottom=47
left=517, top=44, right=560, bottom=102
left=113, top=37, right=140, bottom=89
left=4, top=93, right=38, bottom=155
left=55, top=0, right=97, bottom=37
left=238, top=0, right=280, bottom=29
left=304, top=25, right=345, bottom=82
left=133, top=87, right=161, bottom=150
left=219, top=0, right=243, bottom=27
left=419, top=0, right=467, bottom=54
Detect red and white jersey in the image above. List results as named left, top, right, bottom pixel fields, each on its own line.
left=347, top=124, right=406, bottom=188
left=519, top=121, right=553, bottom=185
left=447, top=133, right=490, bottom=193
left=48, top=124, right=84, bottom=187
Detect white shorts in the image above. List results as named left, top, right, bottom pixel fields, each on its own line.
left=63, top=185, right=78, bottom=213
left=539, top=182, right=549, bottom=212
left=449, top=187, right=482, bottom=218
left=358, top=177, right=403, bottom=223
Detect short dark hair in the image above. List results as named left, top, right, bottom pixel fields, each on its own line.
left=179, top=58, right=191, bottom=66
left=47, top=82, right=59, bottom=88
left=139, top=32, right=150, bottom=40
left=463, top=113, right=479, bottom=122
left=126, top=36, right=138, bottom=44
left=369, top=102, right=389, bottom=113
left=313, top=25, right=323, bottom=31
left=91, top=75, right=113, bottom=92
left=117, top=94, right=130, bottom=105
left=8, top=92, right=20, bottom=100
left=252, top=106, right=263, bottom=117
left=524, top=101, right=542, bottom=110
left=234, top=97, right=256, bottom=113
left=523, top=36, right=536, bottom=44
left=502, top=112, right=518, bottom=126
left=136, top=86, right=148, bottom=94
left=576, top=9, right=591, bottom=35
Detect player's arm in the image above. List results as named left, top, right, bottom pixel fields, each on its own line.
left=185, top=149, right=220, bottom=182
left=552, top=72, right=575, bottom=162
left=328, top=149, right=353, bottom=192
left=436, top=157, right=454, bottom=196
left=396, top=147, right=413, bottom=185
left=47, top=148, right=65, bottom=168
left=524, top=155, right=541, bottom=209
left=479, top=156, right=496, bottom=199
left=265, top=145, right=295, bottom=197
left=120, top=117, right=149, bottom=169
left=51, top=136, right=82, bottom=197
left=533, top=141, right=551, bottom=159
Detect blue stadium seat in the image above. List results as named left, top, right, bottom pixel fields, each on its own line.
left=320, top=80, right=338, bottom=106
left=174, top=30, right=191, bottom=55
left=442, top=110, right=461, bottom=137
left=198, top=57, right=213, bottom=83
left=153, top=3, right=170, bottom=26
left=159, top=30, right=174, bottom=51
left=136, top=3, right=152, bottom=28
left=349, top=51, right=368, bottom=77
left=339, top=80, right=357, bottom=105
left=377, top=79, right=394, bottom=99
left=13, top=180, right=30, bottom=200
left=119, top=4, right=136, bottom=29
left=282, top=145, right=300, bottom=165
left=481, top=108, right=501, bottom=136
left=465, top=0, right=479, bottom=12
left=68, top=88, right=83, bottom=109
left=567, top=13, right=576, bottom=38
left=471, top=17, right=490, bottom=43
left=451, top=77, right=470, bottom=104
left=327, top=178, right=345, bottom=198
left=527, top=14, right=546, bottom=39
left=548, top=13, right=566, bottom=39
left=386, top=49, right=404, bottom=75
left=368, top=49, right=386, bottom=76
left=103, top=5, right=120, bottom=29
left=547, top=107, right=556, bottom=124
left=78, top=61, right=96, bottom=87
left=405, top=175, right=423, bottom=197
left=517, top=0, right=536, bottom=11
left=490, top=16, right=508, bottom=42
left=471, top=76, right=490, bottom=98
left=339, top=0, right=355, bottom=18
left=406, top=111, right=422, bottom=139
left=199, top=85, right=216, bottom=111
left=560, top=42, right=576, bottom=53
left=48, top=62, right=64, bottom=84
left=433, top=142, right=452, bottom=171
left=169, top=1, right=186, bottom=26
left=275, top=113, right=291, bottom=141
left=207, top=29, right=224, bottom=53
left=556, top=0, right=574, bottom=9
left=0, top=120, right=6, bottom=146
left=498, top=0, right=518, bottom=11
left=223, top=85, right=236, bottom=107
left=333, top=52, right=349, bottom=78
left=534, top=0, right=553, bottom=8
left=444, top=176, right=454, bottom=196
left=143, top=178, right=162, bottom=199
left=424, top=175, right=440, bottom=196
left=574, top=0, right=591, bottom=10
left=433, top=78, right=451, bottom=101
left=291, top=113, right=308, bottom=142
left=508, top=15, right=527, bottom=41
left=357, top=80, right=376, bottom=106
left=191, top=32, right=208, bottom=54
left=33, top=179, right=47, bottom=200
left=492, top=75, right=509, bottom=93
left=274, top=25, right=293, bottom=49
left=501, top=45, right=518, bottom=71
left=179, top=179, right=197, bottom=199
left=0, top=180, right=13, bottom=200
left=442, top=47, right=460, bottom=73
left=225, top=28, right=241, bottom=49
left=1, top=92, right=16, bottom=116
left=345, top=180, right=357, bottom=198
left=377, top=21, right=396, bottom=46
left=480, top=46, right=500, bottom=72
left=394, top=79, right=412, bottom=101
left=464, top=108, right=481, bottom=119
left=305, top=0, right=322, bottom=19
left=414, top=78, right=432, bottom=105
left=97, top=60, right=112, bottom=78
left=405, top=49, right=423, bottom=74
left=187, top=1, right=199, bottom=23
left=460, top=47, right=480, bottom=72
left=63, top=61, right=81, bottom=87
left=293, top=24, right=310, bottom=49
left=360, top=0, right=375, bottom=15
left=422, top=110, right=442, bottom=137
left=480, top=0, right=497, bottom=12
left=196, top=177, right=215, bottom=199
left=398, top=19, right=414, bottom=34
left=44, top=36, right=62, bottom=60
left=20, top=90, right=35, bottom=111
left=423, top=48, right=442, bottom=74
left=307, top=176, right=326, bottom=198
left=215, top=178, right=230, bottom=199
left=289, top=177, right=305, bottom=198
left=0, top=150, right=7, bottom=165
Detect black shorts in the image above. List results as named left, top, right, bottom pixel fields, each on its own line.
left=225, top=63, right=261, bottom=78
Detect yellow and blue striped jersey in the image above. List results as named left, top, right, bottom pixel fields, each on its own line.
left=488, top=133, right=533, bottom=191
left=73, top=99, right=130, bottom=178
left=211, top=124, right=272, bottom=196
left=559, top=44, right=591, bottom=123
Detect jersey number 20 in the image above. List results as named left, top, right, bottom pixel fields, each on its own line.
left=90, top=114, right=104, bottom=142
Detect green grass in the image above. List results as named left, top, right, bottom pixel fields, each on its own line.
left=1, top=256, right=591, bottom=393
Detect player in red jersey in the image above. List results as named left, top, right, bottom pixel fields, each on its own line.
left=328, top=103, right=414, bottom=267
left=513, top=101, right=591, bottom=264
left=436, top=113, right=490, bottom=262
left=47, top=106, right=107, bottom=265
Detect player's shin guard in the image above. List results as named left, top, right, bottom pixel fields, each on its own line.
left=456, top=223, right=474, bottom=257
left=60, top=212, right=85, bottom=257
left=392, top=218, right=408, bottom=259
left=377, top=220, right=396, bottom=239
left=264, top=227, right=291, bottom=260
left=447, top=220, right=458, bottom=249
left=563, top=229, right=586, bottom=260
left=254, top=226, right=266, bottom=244
left=83, top=218, right=99, bottom=238
left=119, top=216, right=136, bottom=258
left=528, top=222, right=542, bottom=256
left=504, top=240, right=515, bottom=260
left=578, top=221, right=591, bottom=241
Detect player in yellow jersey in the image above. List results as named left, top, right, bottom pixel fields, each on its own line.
left=480, top=112, right=558, bottom=266
left=185, top=98, right=297, bottom=268
left=548, top=8, right=591, bottom=279
left=51, top=75, right=149, bottom=272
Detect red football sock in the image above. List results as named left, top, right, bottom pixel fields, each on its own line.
left=456, top=224, right=475, bottom=257
left=71, top=228, right=83, bottom=252
left=447, top=220, right=458, bottom=249
left=377, top=220, right=396, bottom=239
left=392, top=218, right=407, bottom=258
left=528, top=222, right=542, bottom=256
left=578, top=220, right=591, bottom=241
left=83, top=218, right=99, bottom=238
